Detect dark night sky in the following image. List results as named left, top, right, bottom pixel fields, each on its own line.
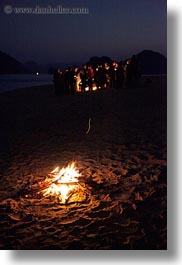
left=0, top=0, right=167, bottom=64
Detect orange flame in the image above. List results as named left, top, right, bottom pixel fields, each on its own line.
left=42, top=162, right=81, bottom=203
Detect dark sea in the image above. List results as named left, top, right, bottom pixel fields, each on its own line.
left=0, top=74, right=53, bottom=93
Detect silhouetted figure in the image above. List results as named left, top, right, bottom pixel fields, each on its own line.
left=111, top=61, right=116, bottom=88
left=64, top=67, right=74, bottom=94
left=73, top=66, right=81, bottom=92
left=95, top=65, right=105, bottom=89
left=122, top=59, right=133, bottom=88
left=104, top=63, right=111, bottom=89
left=111, top=61, right=123, bottom=89
left=80, top=64, right=88, bottom=92
left=123, top=55, right=140, bottom=88
left=53, top=68, right=64, bottom=95
left=118, top=63, right=124, bottom=89
left=87, top=65, right=94, bottom=90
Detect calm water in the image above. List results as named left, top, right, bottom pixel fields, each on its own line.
left=0, top=74, right=53, bottom=93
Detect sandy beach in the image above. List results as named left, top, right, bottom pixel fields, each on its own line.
left=0, top=77, right=167, bottom=250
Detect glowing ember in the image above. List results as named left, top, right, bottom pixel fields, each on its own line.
left=41, top=162, right=81, bottom=203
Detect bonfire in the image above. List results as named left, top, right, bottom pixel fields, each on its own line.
left=40, top=161, right=87, bottom=204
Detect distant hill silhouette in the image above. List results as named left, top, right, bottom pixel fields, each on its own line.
left=136, top=50, right=167, bottom=75
left=0, top=51, right=28, bottom=74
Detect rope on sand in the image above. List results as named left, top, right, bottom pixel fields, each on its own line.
left=86, top=118, right=91, bottom=135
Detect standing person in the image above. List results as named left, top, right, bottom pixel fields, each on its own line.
left=111, top=61, right=122, bottom=89
left=94, top=66, right=99, bottom=88
left=80, top=64, right=87, bottom=92
left=104, top=63, right=111, bottom=89
left=126, top=59, right=133, bottom=88
left=53, top=68, right=63, bottom=96
left=64, top=67, right=74, bottom=95
left=122, top=59, right=132, bottom=88
left=110, top=61, right=116, bottom=89
left=73, top=66, right=80, bottom=92
left=87, top=65, right=95, bottom=91
left=63, top=68, right=69, bottom=94
left=117, top=62, right=124, bottom=89
left=95, top=65, right=104, bottom=89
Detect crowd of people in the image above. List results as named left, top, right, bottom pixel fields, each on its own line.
left=53, top=55, right=140, bottom=96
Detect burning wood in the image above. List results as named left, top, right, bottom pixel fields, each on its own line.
left=39, top=161, right=85, bottom=204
